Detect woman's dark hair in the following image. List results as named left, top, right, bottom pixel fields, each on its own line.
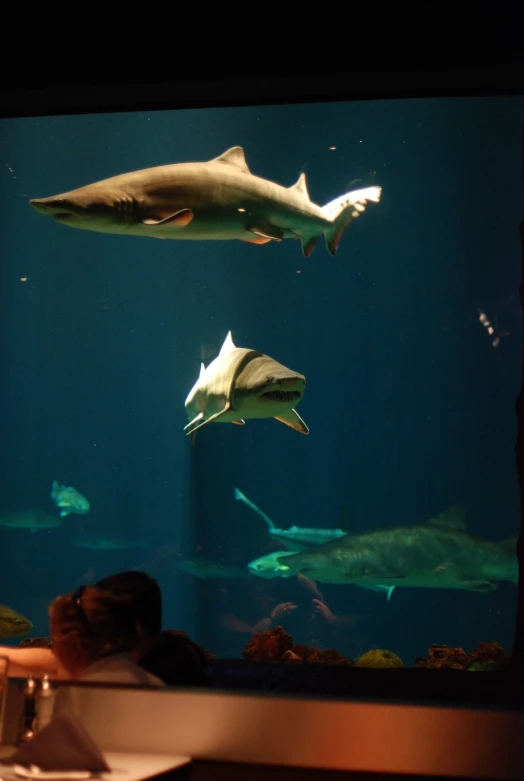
left=96, top=571, right=162, bottom=635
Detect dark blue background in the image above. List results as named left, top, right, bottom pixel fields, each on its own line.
left=0, top=96, right=523, bottom=665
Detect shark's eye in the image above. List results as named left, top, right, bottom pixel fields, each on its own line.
left=265, top=376, right=274, bottom=382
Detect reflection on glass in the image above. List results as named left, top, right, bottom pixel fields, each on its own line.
left=0, top=96, right=523, bottom=684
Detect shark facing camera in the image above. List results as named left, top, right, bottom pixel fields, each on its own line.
left=184, top=331, right=308, bottom=440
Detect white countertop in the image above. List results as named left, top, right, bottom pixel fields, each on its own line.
left=0, top=750, right=191, bottom=781
left=99, top=752, right=191, bottom=780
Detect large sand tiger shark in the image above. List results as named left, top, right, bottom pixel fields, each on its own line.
left=272, top=505, right=518, bottom=594
left=29, top=146, right=382, bottom=257
left=184, top=331, right=308, bottom=437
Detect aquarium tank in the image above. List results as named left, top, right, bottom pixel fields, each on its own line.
left=1, top=95, right=523, bottom=672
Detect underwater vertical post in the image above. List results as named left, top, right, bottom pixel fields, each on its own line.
left=511, top=214, right=524, bottom=665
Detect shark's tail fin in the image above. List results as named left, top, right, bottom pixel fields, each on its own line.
left=321, top=185, right=382, bottom=256
left=234, top=488, right=276, bottom=531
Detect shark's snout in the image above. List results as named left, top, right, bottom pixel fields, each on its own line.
left=278, top=376, right=305, bottom=390
left=30, top=198, right=74, bottom=221
left=30, top=198, right=52, bottom=214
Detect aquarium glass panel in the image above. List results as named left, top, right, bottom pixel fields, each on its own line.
left=1, top=96, right=523, bottom=677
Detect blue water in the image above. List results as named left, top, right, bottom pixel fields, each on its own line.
left=1, top=96, right=523, bottom=666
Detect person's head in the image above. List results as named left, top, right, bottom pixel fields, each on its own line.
left=19, top=637, right=53, bottom=649
left=49, top=585, right=138, bottom=678
left=95, top=571, right=162, bottom=640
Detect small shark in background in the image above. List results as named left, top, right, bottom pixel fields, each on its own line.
left=29, top=146, right=382, bottom=257
left=175, top=557, right=248, bottom=579
left=50, top=481, right=90, bottom=517
left=0, top=605, right=33, bottom=638
left=184, top=331, right=308, bottom=438
left=72, top=536, right=146, bottom=551
left=274, top=505, right=518, bottom=594
left=235, top=487, right=350, bottom=551
left=0, top=509, right=63, bottom=533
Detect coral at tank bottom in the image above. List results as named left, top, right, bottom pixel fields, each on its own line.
left=242, top=628, right=510, bottom=671
left=415, top=641, right=510, bottom=671
left=243, top=626, right=352, bottom=666
left=15, top=630, right=511, bottom=671
left=354, top=649, right=404, bottom=668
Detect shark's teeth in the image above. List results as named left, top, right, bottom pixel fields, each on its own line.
left=261, top=390, right=301, bottom=402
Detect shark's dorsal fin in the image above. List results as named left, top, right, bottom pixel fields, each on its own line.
left=426, top=504, right=466, bottom=530
left=219, top=331, right=236, bottom=356
left=339, top=505, right=355, bottom=534
left=199, top=362, right=206, bottom=379
left=213, top=147, right=251, bottom=174
left=289, top=172, right=310, bottom=200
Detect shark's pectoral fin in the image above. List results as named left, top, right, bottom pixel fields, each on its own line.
left=141, top=209, right=194, bottom=227
left=361, top=585, right=396, bottom=600
left=184, top=404, right=233, bottom=436
left=231, top=419, right=245, bottom=426
left=243, top=236, right=272, bottom=245
left=274, top=409, right=309, bottom=435
left=246, top=225, right=284, bottom=243
left=184, top=412, right=204, bottom=431
left=184, top=416, right=210, bottom=436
